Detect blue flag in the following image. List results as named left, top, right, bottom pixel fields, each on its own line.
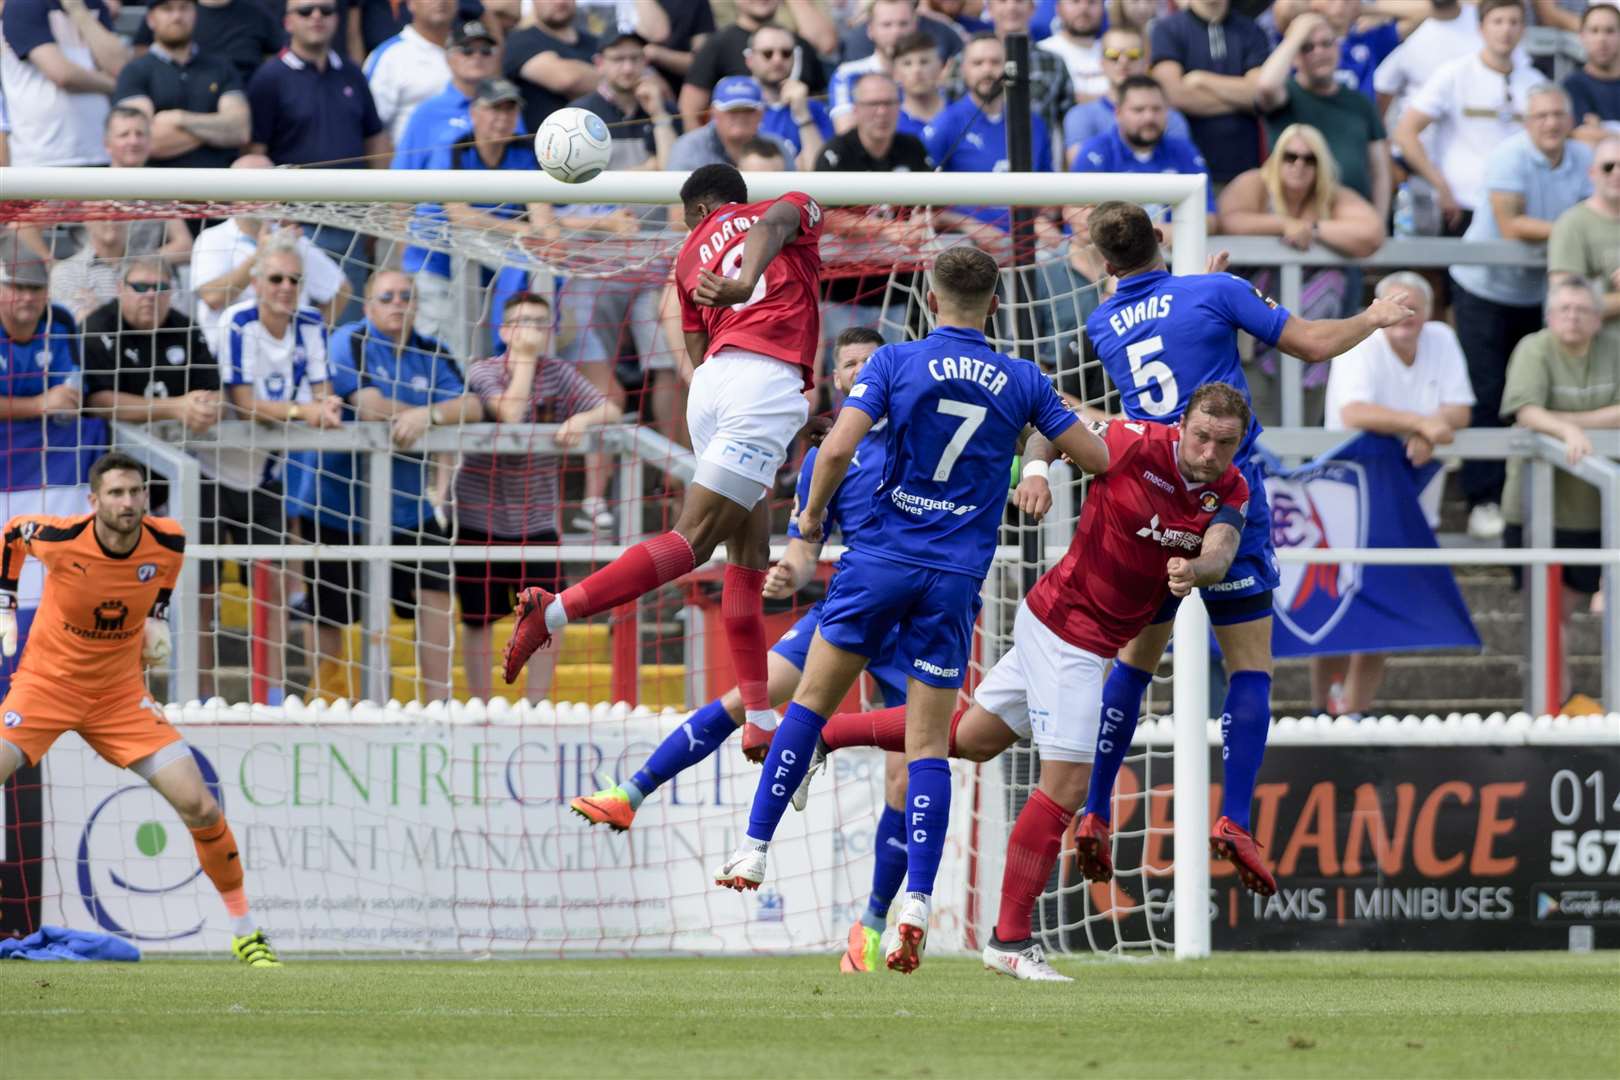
left=1262, top=433, right=1480, bottom=658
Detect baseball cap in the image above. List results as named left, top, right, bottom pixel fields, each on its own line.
left=602, top=30, right=648, bottom=51
left=712, top=76, right=765, bottom=111
left=450, top=19, right=497, bottom=48
left=0, top=235, right=49, bottom=288
left=473, top=77, right=523, bottom=107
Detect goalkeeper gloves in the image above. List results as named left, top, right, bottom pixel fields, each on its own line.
left=142, top=617, right=172, bottom=667
left=0, top=592, right=15, bottom=658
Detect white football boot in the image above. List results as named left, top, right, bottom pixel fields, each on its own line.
left=713, top=845, right=767, bottom=891
left=982, top=937, right=1073, bottom=982
left=790, top=739, right=829, bottom=812
left=884, top=893, right=930, bottom=974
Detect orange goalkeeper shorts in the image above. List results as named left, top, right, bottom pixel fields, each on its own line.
left=0, top=672, right=180, bottom=768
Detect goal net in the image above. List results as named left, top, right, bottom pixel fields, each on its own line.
left=0, top=168, right=1207, bottom=956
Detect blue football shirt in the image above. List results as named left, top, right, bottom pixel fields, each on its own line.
left=788, top=421, right=888, bottom=545
left=1086, top=270, right=1291, bottom=466
left=842, top=325, right=1076, bottom=578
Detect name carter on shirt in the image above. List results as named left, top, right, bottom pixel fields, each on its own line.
left=927, top=355, right=1008, bottom=394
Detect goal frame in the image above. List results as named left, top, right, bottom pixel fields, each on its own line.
left=0, top=165, right=1215, bottom=958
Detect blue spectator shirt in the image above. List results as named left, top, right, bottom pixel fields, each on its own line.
left=841, top=325, right=1077, bottom=579
left=288, top=318, right=466, bottom=531
left=1450, top=131, right=1593, bottom=307
left=1565, top=69, right=1620, bottom=125
left=1071, top=128, right=1216, bottom=220
left=1086, top=270, right=1291, bottom=467
left=1063, top=96, right=1193, bottom=160
left=407, top=137, right=540, bottom=278
left=897, top=106, right=933, bottom=140
left=0, top=306, right=105, bottom=489
left=1150, top=8, right=1271, bottom=182
left=923, top=97, right=1053, bottom=231
left=760, top=98, right=835, bottom=155
left=1338, top=21, right=1400, bottom=100
left=392, top=82, right=475, bottom=170
left=246, top=48, right=383, bottom=167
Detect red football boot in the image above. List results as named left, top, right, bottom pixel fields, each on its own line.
left=1210, top=815, right=1278, bottom=896
left=501, top=587, right=556, bottom=684
left=740, top=721, right=775, bottom=763
left=1072, top=812, right=1114, bottom=882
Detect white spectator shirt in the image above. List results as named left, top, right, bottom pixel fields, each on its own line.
left=209, top=300, right=328, bottom=491
left=0, top=9, right=110, bottom=165
left=363, top=24, right=452, bottom=146
left=1406, top=52, right=1543, bottom=211
left=1373, top=6, right=1481, bottom=135
left=190, top=219, right=343, bottom=344
left=1325, top=321, right=1476, bottom=526
left=1038, top=34, right=1107, bottom=101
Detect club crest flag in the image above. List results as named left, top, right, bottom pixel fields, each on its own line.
left=1262, top=433, right=1480, bottom=658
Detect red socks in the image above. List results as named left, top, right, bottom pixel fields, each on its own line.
left=722, top=564, right=770, bottom=714
left=189, top=819, right=245, bottom=901
left=994, top=789, right=1073, bottom=944
left=562, top=531, right=696, bottom=619
left=819, top=705, right=968, bottom=755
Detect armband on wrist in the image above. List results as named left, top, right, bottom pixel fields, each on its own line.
left=1021, top=459, right=1050, bottom=482
left=0, top=592, right=16, bottom=611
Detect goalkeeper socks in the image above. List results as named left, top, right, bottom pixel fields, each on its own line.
left=745, top=701, right=826, bottom=845
left=557, top=531, right=696, bottom=625
left=720, top=565, right=774, bottom=727
left=630, top=699, right=736, bottom=798
left=994, top=789, right=1071, bottom=943
left=903, top=758, right=952, bottom=896
left=1219, top=670, right=1273, bottom=831
left=864, top=804, right=908, bottom=931
left=1082, top=661, right=1153, bottom=823
left=190, top=818, right=252, bottom=934
left=820, top=705, right=967, bottom=755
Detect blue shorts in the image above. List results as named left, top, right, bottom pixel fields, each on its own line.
left=1153, top=459, right=1279, bottom=626
left=771, top=601, right=908, bottom=708
left=815, top=549, right=983, bottom=690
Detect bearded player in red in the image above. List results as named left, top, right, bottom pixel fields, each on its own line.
left=503, top=164, right=823, bottom=753
left=791, top=383, right=1254, bottom=981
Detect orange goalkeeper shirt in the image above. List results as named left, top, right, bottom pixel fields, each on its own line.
left=0, top=514, right=185, bottom=691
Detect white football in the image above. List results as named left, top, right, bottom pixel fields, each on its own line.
left=534, top=107, right=613, bottom=183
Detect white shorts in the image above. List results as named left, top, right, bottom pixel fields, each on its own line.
left=686, top=348, right=809, bottom=508
left=973, top=601, right=1109, bottom=764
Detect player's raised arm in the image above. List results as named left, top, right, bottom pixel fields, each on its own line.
left=797, top=406, right=875, bottom=542
left=0, top=516, right=33, bottom=657
left=1275, top=289, right=1417, bottom=364
left=692, top=199, right=806, bottom=308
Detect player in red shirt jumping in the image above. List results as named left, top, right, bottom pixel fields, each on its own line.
left=502, top=164, right=823, bottom=750
left=792, top=383, right=1253, bottom=981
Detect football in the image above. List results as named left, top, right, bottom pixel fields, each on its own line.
left=534, top=107, right=614, bottom=183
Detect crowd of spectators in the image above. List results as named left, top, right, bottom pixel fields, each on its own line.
left=1, top=0, right=1617, bottom=711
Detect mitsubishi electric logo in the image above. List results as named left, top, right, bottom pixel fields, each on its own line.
left=1136, top=514, right=1200, bottom=551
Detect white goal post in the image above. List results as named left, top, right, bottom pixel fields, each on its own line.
left=1, top=165, right=1217, bottom=957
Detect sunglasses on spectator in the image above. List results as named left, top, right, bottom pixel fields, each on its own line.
left=1299, top=38, right=1336, bottom=55
left=1601, top=161, right=1620, bottom=173
left=265, top=273, right=302, bottom=286
left=290, top=4, right=336, bottom=16
left=1103, top=47, right=1142, bottom=60
left=374, top=290, right=414, bottom=304
left=454, top=45, right=497, bottom=57
left=1281, top=151, right=1317, bottom=167
left=751, top=48, right=794, bottom=59
left=124, top=280, right=170, bottom=293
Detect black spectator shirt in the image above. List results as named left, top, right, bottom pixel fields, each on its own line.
left=246, top=48, right=383, bottom=167
left=114, top=47, right=244, bottom=168
left=686, top=23, right=827, bottom=94
left=81, top=302, right=221, bottom=402
left=134, top=0, right=284, bottom=85
left=504, top=24, right=600, bottom=131
left=814, top=130, right=932, bottom=305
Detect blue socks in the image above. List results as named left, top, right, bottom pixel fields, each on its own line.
left=903, top=759, right=951, bottom=897
left=863, top=805, right=908, bottom=931
left=630, top=698, right=737, bottom=803
left=1219, top=670, right=1273, bottom=830
left=1082, top=661, right=1154, bottom=823
left=746, top=702, right=825, bottom=844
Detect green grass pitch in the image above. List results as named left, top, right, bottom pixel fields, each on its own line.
left=3, top=952, right=1616, bottom=1078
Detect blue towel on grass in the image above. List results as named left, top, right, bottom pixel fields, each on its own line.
left=0, top=925, right=140, bottom=961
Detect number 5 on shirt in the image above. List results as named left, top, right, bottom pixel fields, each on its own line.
left=1126, top=335, right=1179, bottom=417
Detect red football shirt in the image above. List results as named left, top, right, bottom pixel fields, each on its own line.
left=1026, top=419, right=1250, bottom=656
left=675, top=191, right=824, bottom=389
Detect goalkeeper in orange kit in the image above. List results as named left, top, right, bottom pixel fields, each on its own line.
left=0, top=451, right=280, bottom=967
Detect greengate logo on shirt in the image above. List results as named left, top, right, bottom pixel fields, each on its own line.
left=1266, top=459, right=1369, bottom=645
